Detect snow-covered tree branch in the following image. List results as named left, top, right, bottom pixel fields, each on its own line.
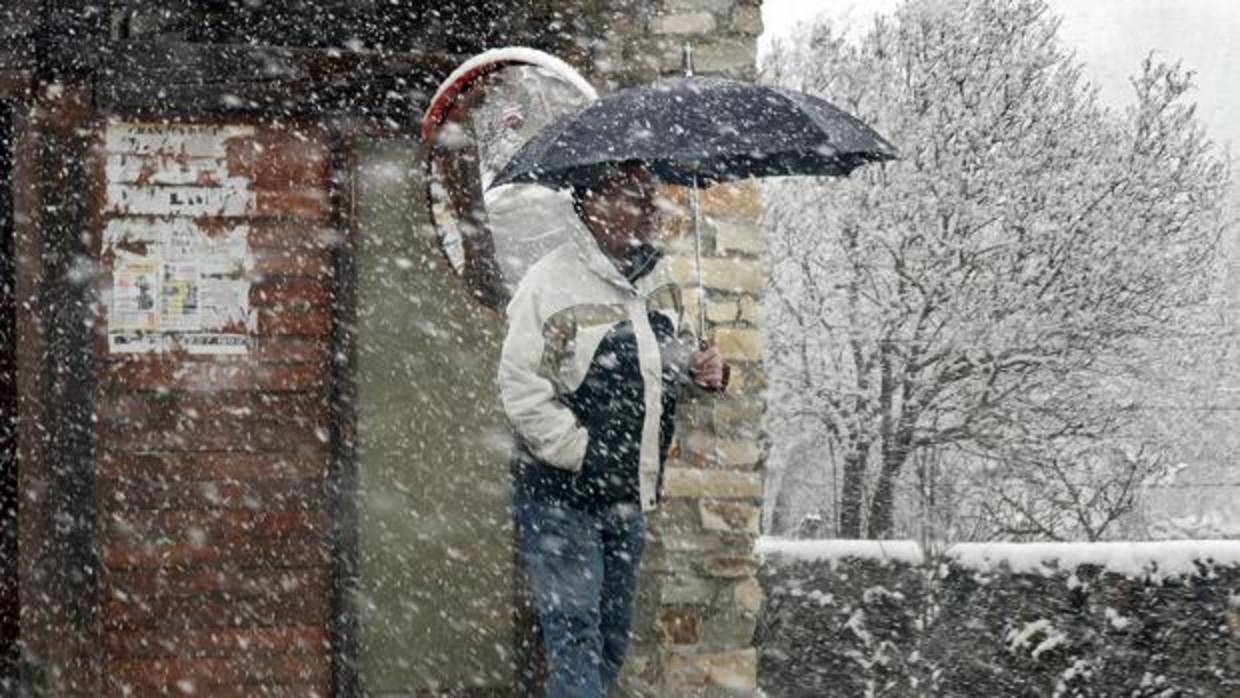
left=760, top=0, right=1232, bottom=540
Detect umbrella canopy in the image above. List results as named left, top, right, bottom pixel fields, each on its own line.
left=489, top=76, right=898, bottom=190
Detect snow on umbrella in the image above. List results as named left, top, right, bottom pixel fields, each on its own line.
left=489, top=48, right=896, bottom=343
left=488, top=77, right=897, bottom=191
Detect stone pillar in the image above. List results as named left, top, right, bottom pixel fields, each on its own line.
left=581, top=2, right=768, bottom=694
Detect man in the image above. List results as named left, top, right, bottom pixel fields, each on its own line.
left=498, top=161, right=725, bottom=697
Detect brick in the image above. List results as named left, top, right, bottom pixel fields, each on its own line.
left=249, top=278, right=331, bottom=310
left=98, top=477, right=327, bottom=513
left=256, top=186, right=329, bottom=221
left=98, top=452, right=328, bottom=482
left=104, top=625, right=325, bottom=659
left=652, top=12, right=717, bottom=35
left=257, top=307, right=331, bottom=337
left=663, top=467, right=762, bottom=499
left=107, top=655, right=328, bottom=694
left=103, top=535, right=328, bottom=570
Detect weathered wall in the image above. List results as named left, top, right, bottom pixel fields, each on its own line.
left=757, top=540, right=1240, bottom=697
left=580, top=1, right=769, bottom=695
left=7, top=0, right=769, bottom=695
left=94, top=121, right=335, bottom=696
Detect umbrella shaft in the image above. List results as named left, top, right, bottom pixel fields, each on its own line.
left=690, top=176, right=706, bottom=342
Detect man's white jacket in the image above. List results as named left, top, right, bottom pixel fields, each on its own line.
left=498, top=222, right=695, bottom=513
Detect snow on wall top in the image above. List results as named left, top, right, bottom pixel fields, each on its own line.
left=946, top=541, right=1240, bottom=580
left=756, top=537, right=925, bottom=566
left=758, top=537, right=1240, bottom=580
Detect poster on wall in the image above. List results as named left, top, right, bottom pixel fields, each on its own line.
left=103, top=120, right=257, bottom=355
left=105, top=221, right=254, bottom=355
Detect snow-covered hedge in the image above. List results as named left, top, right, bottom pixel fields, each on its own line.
left=755, top=538, right=1240, bottom=697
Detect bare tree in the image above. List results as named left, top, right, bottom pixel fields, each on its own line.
left=761, top=0, right=1231, bottom=539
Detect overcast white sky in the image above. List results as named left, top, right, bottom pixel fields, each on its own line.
left=760, top=0, right=1240, bottom=153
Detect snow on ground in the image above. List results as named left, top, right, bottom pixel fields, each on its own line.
left=758, top=538, right=1240, bottom=580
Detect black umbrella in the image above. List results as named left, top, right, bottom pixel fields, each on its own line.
left=490, top=45, right=896, bottom=347
left=489, top=76, right=897, bottom=191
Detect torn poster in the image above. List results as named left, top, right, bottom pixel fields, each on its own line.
left=103, top=120, right=257, bottom=355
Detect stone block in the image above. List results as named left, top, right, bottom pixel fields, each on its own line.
left=701, top=499, right=761, bottom=534
left=719, top=438, right=762, bottom=468
left=706, top=295, right=741, bottom=324
left=723, top=362, right=768, bottom=394
left=663, top=647, right=759, bottom=692
left=680, top=290, right=743, bottom=332
left=658, top=606, right=705, bottom=644
left=660, top=496, right=705, bottom=533
left=733, top=576, right=763, bottom=614
left=714, top=327, right=764, bottom=362
left=737, top=295, right=760, bottom=324
left=711, top=396, right=765, bottom=437
left=679, top=429, right=762, bottom=468
left=704, top=552, right=761, bottom=578
left=693, top=38, right=759, bottom=79
left=662, top=573, right=721, bottom=605
left=711, top=258, right=765, bottom=294
left=653, top=11, right=717, bottom=35
left=714, top=217, right=765, bottom=255
left=665, top=0, right=736, bottom=14
left=644, top=547, right=696, bottom=575
left=663, top=467, right=763, bottom=499
left=670, top=256, right=765, bottom=295
left=700, top=181, right=762, bottom=220
left=702, top=606, right=758, bottom=647
left=731, top=4, right=764, bottom=35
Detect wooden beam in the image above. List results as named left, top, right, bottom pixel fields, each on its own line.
left=0, top=99, right=18, bottom=690
left=326, top=121, right=361, bottom=698
left=96, top=40, right=462, bottom=118
left=12, top=99, right=46, bottom=697
left=16, top=82, right=102, bottom=696
left=35, top=0, right=111, bottom=80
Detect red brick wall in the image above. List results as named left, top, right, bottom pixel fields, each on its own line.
left=95, top=121, right=335, bottom=697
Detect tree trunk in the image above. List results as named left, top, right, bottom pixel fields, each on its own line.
left=838, top=446, right=868, bottom=537
left=866, top=460, right=901, bottom=538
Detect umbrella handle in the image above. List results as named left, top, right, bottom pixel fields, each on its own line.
left=695, top=337, right=731, bottom=393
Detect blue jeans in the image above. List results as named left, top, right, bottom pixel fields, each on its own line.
left=516, top=498, right=646, bottom=698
